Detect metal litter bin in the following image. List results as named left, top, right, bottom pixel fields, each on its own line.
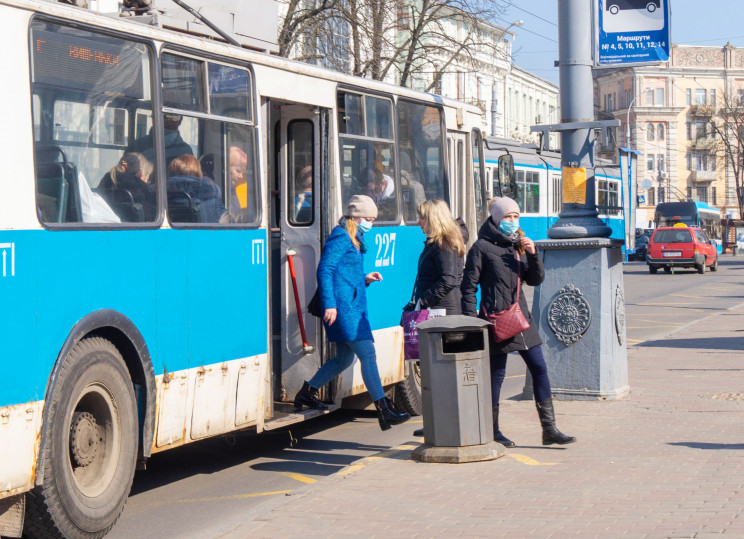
left=411, top=316, right=505, bottom=463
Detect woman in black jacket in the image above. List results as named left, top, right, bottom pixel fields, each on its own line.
left=414, top=198, right=466, bottom=314
left=461, top=197, right=575, bottom=448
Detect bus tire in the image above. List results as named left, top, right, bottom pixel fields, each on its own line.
left=24, top=337, right=138, bottom=539
left=394, top=360, right=423, bottom=416
left=649, top=265, right=658, bottom=274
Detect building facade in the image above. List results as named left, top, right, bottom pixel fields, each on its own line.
left=594, top=43, right=744, bottom=224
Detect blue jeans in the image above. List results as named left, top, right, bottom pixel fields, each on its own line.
left=308, top=340, right=385, bottom=402
left=490, top=345, right=552, bottom=406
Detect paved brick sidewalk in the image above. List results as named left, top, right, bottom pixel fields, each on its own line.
left=224, top=304, right=744, bottom=538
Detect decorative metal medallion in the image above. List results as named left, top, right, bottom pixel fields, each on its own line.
left=615, top=285, right=625, bottom=345
left=547, top=284, right=591, bottom=345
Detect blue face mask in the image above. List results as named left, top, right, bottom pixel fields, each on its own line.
left=499, top=220, right=520, bottom=236
left=357, top=219, right=373, bottom=234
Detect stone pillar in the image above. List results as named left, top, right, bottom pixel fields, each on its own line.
left=523, top=238, right=630, bottom=401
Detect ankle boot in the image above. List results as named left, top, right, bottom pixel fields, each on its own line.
left=535, top=398, right=576, bottom=445
left=294, top=381, right=329, bottom=411
left=492, top=405, right=515, bottom=448
left=374, top=397, right=411, bottom=431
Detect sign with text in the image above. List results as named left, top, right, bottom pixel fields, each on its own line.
left=595, top=0, right=671, bottom=67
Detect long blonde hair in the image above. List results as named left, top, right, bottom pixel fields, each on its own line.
left=344, top=218, right=361, bottom=249
left=417, top=199, right=465, bottom=256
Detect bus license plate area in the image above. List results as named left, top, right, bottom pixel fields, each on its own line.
left=663, top=251, right=682, bottom=257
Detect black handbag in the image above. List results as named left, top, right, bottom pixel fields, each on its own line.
left=308, top=289, right=321, bottom=317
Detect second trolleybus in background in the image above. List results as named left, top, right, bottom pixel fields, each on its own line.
left=654, top=200, right=723, bottom=253
left=0, top=1, right=519, bottom=537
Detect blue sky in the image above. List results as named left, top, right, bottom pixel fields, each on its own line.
left=500, top=0, right=744, bottom=86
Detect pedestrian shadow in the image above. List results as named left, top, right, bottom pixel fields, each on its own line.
left=668, top=442, right=744, bottom=450
left=636, top=336, right=744, bottom=351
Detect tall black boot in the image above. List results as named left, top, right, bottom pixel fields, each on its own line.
left=535, top=399, right=576, bottom=445
left=492, top=405, right=515, bottom=448
left=294, top=381, right=329, bottom=411
left=374, top=397, right=411, bottom=431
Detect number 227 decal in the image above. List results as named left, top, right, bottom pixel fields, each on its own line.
left=374, top=233, right=395, bottom=267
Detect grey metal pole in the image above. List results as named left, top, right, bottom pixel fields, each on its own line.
left=549, top=0, right=611, bottom=239
left=491, top=83, right=498, bottom=137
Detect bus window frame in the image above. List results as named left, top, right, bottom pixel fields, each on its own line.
left=336, top=84, right=400, bottom=226
left=394, top=95, right=449, bottom=225
left=29, top=16, right=164, bottom=231
left=160, top=45, right=261, bottom=229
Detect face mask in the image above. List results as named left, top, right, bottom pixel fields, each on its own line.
left=357, top=219, right=373, bottom=234
left=499, top=220, right=520, bottom=236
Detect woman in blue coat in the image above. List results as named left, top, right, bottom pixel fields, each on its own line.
left=294, top=195, right=411, bottom=430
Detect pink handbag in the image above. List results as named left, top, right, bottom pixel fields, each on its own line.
left=483, top=253, right=530, bottom=342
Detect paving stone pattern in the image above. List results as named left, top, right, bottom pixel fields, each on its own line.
left=228, top=306, right=744, bottom=538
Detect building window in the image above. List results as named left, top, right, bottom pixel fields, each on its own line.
left=710, top=89, right=716, bottom=108
left=686, top=88, right=691, bottom=106
left=686, top=187, right=692, bottom=199
left=712, top=187, right=717, bottom=205
left=738, top=89, right=744, bottom=106
left=711, top=154, right=716, bottom=170
left=646, top=87, right=654, bottom=106
left=647, top=123, right=655, bottom=141
left=695, top=120, right=707, bottom=139
left=686, top=122, right=691, bottom=140
left=695, top=89, right=706, bottom=105
left=658, top=154, right=665, bottom=171
left=647, top=154, right=655, bottom=171
left=686, top=153, right=692, bottom=171
left=647, top=188, right=655, bottom=206
left=696, top=187, right=708, bottom=203
left=657, top=123, right=665, bottom=140
left=656, top=88, right=664, bottom=106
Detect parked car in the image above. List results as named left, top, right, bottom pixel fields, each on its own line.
left=647, top=225, right=718, bottom=274
left=628, top=235, right=649, bottom=261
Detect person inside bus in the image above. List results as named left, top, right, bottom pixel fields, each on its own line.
left=229, top=145, right=252, bottom=221
left=294, top=165, right=313, bottom=223
left=293, top=195, right=411, bottom=431
left=398, top=151, right=425, bottom=213
left=98, top=153, right=156, bottom=221
left=129, top=113, right=193, bottom=169
left=166, top=154, right=227, bottom=223
left=461, top=197, right=576, bottom=448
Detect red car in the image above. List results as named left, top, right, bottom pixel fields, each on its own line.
left=647, top=225, right=718, bottom=274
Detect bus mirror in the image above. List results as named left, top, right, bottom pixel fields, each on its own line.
left=498, top=154, right=517, bottom=198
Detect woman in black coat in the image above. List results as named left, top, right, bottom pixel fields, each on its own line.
left=414, top=199, right=466, bottom=314
left=461, top=197, right=575, bottom=448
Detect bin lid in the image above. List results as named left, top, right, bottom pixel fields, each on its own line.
left=416, top=315, right=490, bottom=331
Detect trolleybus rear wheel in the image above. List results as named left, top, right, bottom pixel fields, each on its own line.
left=395, top=359, right=423, bottom=416
left=24, top=337, right=138, bottom=539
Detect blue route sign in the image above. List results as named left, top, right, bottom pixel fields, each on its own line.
left=595, top=0, right=671, bottom=66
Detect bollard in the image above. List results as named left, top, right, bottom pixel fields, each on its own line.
left=411, top=316, right=506, bottom=464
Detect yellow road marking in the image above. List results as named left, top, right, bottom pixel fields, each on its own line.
left=409, top=419, right=423, bottom=424
left=280, top=472, right=317, bottom=484
left=171, top=490, right=293, bottom=504
left=508, top=453, right=557, bottom=466
left=632, top=319, right=684, bottom=325
left=636, top=302, right=700, bottom=306
left=336, top=445, right=414, bottom=476
left=626, top=338, right=643, bottom=343
left=670, top=294, right=703, bottom=299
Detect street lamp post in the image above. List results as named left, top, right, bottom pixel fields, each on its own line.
left=626, top=96, right=636, bottom=148
left=490, top=20, right=522, bottom=137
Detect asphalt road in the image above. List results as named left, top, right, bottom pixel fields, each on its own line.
left=108, top=256, right=744, bottom=539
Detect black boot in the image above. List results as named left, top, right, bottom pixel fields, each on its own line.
left=294, top=382, right=329, bottom=411
left=492, top=405, right=515, bottom=448
left=535, top=399, right=576, bottom=445
left=374, top=397, right=411, bottom=431
left=413, top=428, right=424, bottom=437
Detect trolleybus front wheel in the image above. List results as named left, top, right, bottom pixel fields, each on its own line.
left=24, top=337, right=138, bottom=539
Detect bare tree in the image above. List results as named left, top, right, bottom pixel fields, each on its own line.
left=279, top=0, right=506, bottom=91
left=710, top=89, right=744, bottom=219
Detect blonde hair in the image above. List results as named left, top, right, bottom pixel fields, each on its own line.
left=344, top=217, right=361, bottom=249
left=417, top=199, right=465, bottom=256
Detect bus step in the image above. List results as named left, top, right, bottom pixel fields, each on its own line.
left=263, top=405, right=338, bottom=431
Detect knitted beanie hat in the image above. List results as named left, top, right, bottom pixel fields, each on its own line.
left=490, top=197, right=520, bottom=222
left=347, top=195, right=378, bottom=219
